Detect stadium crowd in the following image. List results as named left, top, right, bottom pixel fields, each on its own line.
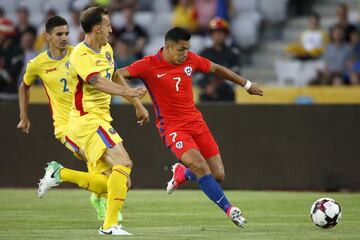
left=0, top=0, right=359, bottom=102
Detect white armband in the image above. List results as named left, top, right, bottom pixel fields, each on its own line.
left=243, top=80, right=252, bottom=90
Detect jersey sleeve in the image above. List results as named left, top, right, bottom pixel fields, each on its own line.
left=125, top=58, right=150, bottom=78
left=23, top=60, right=38, bottom=86
left=70, top=50, right=98, bottom=82
left=192, top=52, right=211, bottom=73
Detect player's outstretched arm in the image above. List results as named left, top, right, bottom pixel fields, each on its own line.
left=210, top=62, right=264, bottom=96
left=17, top=82, right=31, bottom=134
left=113, top=69, right=149, bottom=126
left=88, top=73, right=147, bottom=99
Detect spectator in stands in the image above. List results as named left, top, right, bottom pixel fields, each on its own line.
left=285, top=13, right=329, bottom=60
left=330, top=4, right=357, bottom=43
left=347, top=31, right=360, bottom=85
left=114, top=38, right=140, bottom=86
left=114, top=38, right=137, bottom=69
left=0, top=7, right=4, bottom=18
left=198, top=17, right=240, bottom=102
left=19, top=31, right=37, bottom=86
left=112, top=0, right=137, bottom=11
left=215, top=0, right=231, bottom=21
left=321, top=25, right=352, bottom=85
left=0, top=18, right=24, bottom=98
left=289, top=0, right=313, bottom=16
left=34, top=8, right=57, bottom=51
left=117, top=6, right=148, bottom=59
left=68, top=7, right=84, bottom=45
left=15, top=7, right=37, bottom=43
left=171, top=0, right=198, bottom=33
left=194, top=0, right=217, bottom=34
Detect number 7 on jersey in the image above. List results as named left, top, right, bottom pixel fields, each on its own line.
left=173, top=77, right=181, bottom=92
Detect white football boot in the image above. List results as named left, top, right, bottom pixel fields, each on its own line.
left=37, top=161, right=62, bottom=198
left=98, top=225, right=132, bottom=235
left=228, top=207, right=247, bottom=228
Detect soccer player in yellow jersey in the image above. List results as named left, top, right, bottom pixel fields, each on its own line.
left=17, top=15, right=116, bottom=220
left=17, top=16, right=147, bottom=227
left=17, top=16, right=74, bottom=142
left=66, top=7, right=145, bottom=235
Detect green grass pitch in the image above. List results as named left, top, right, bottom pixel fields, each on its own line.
left=0, top=189, right=359, bottom=240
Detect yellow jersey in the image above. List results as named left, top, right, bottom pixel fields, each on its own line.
left=23, top=46, right=75, bottom=138
left=69, top=42, right=115, bottom=119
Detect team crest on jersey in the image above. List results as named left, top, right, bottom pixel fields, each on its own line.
left=184, top=66, right=192, bottom=76
left=109, top=128, right=116, bottom=135
left=65, top=60, right=70, bottom=69
left=175, top=141, right=183, bottom=149
left=105, top=51, right=112, bottom=61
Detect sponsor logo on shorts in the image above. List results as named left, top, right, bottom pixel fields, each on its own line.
left=175, top=141, right=183, bottom=149
left=109, top=128, right=116, bottom=134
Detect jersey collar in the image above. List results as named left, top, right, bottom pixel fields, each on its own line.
left=83, top=41, right=101, bottom=54
left=157, top=48, right=175, bottom=66
left=47, top=47, right=68, bottom=60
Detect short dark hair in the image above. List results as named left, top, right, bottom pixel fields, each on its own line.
left=309, top=12, right=320, bottom=21
left=45, top=16, right=68, bottom=33
left=337, top=3, right=348, bottom=12
left=165, top=27, right=191, bottom=43
left=80, top=6, right=109, bottom=33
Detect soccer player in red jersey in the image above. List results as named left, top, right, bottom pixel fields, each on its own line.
left=116, top=27, right=263, bottom=228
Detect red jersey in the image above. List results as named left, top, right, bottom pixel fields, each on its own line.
left=125, top=48, right=211, bottom=134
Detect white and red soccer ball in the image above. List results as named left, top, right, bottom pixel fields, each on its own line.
left=310, top=198, right=342, bottom=228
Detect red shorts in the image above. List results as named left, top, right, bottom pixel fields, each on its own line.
left=162, top=121, right=220, bottom=160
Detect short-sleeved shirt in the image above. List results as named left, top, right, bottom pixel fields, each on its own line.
left=69, top=42, right=115, bottom=119
left=23, top=46, right=74, bottom=137
left=125, top=48, right=211, bottom=136
left=324, top=43, right=352, bottom=72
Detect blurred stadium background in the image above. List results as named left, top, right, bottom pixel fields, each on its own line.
left=1, top=0, right=360, bottom=102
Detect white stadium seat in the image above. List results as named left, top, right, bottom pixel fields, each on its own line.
left=259, top=0, right=288, bottom=23
left=231, top=12, right=262, bottom=48
left=148, top=12, right=172, bottom=37
left=134, top=12, right=154, bottom=29
left=233, top=0, right=258, bottom=12
left=144, top=36, right=163, bottom=56
left=153, top=0, right=172, bottom=12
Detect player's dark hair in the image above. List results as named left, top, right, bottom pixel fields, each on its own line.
left=309, top=12, right=320, bottom=22
left=45, top=16, right=68, bottom=33
left=80, top=6, right=109, bottom=33
left=165, top=27, right=191, bottom=43
left=337, top=3, right=348, bottom=13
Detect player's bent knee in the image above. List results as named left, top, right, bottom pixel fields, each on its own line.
left=214, top=171, right=225, bottom=182
left=114, top=158, right=133, bottom=169
left=188, top=159, right=210, bottom=176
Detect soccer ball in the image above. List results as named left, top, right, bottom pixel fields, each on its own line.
left=310, top=198, right=342, bottom=228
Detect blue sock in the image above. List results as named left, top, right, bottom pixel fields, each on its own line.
left=184, top=168, right=197, bottom=181
left=198, top=174, right=232, bottom=214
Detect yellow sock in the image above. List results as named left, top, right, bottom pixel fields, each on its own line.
left=103, top=164, right=131, bottom=229
left=60, top=168, right=108, bottom=194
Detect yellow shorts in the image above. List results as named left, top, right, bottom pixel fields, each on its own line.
left=66, top=113, right=122, bottom=170
left=55, top=128, right=77, bottom=156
